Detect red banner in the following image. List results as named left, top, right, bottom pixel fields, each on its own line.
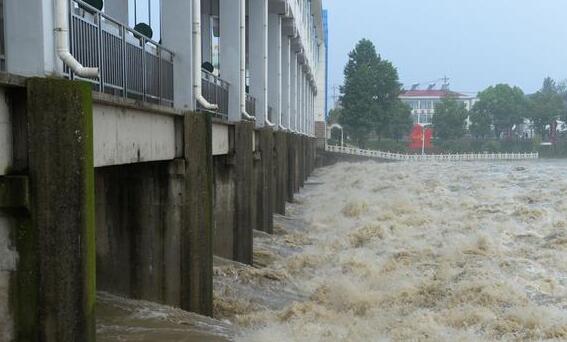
left=409, top=124, right=433, bottom=150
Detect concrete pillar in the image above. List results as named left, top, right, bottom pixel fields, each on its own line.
left=1, top=175, right=34, bottom=342
left=220, top=0, right=243, bottom=122
left=4, top=0, right=57, bottom=76
left=201, top=0, right=213, bottom=64
left=234, top=122, right=254, bottom=264
left=255, top=128, right=274, bottom=233
left=286, top=133, right=296, bottom=202
left=249, top=0, right=269, bottom=128
left=105, top=0, right=129, bottom=23
left=273, top=131, right=288, bottom=215
left=213, top=154, right=235, bottom=260
left=162, top=0, right=194, bottom=110
left=183, top=111, right=214, bottom=316
left=281, top=35, right=291, bottom=130
left=268, top=13, right=282, bottom=128
left=27, top=78, right=95, bottom=342
left=290, top=52, right=298, bottom=132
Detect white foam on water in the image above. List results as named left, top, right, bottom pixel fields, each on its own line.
left=236, top=160, right=567, bottom=341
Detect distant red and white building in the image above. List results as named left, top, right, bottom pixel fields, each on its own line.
left=399, top=88, right=478, bottom=125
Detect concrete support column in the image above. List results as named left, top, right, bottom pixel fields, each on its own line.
left=213, top=153, right=236, bottom=260
left=105, top=0, right=129, bottom=23
left=297, top=67, right=303, bottom=134
left=281, top=35, right=291, bottom=130
left=220, top=0, right=243, bottom=122
left=268, top=13, right=282, bottom=128
left=286, top=133, right=296, bottom=202
left=273, top=131, right=288, bottom=215
left=249, top=0, right=269, bottom=128
left=255, top=128, right=274, bottom=233
left=162, top=0, right=194, bottom=110
left=201, top=0, right=213, bottom=64
left=234, top=122, right=254, bottom=264
left=183, top=111, right=214, bottom=316
left=27, top=78, right=95, bottom=342
left=4, top=0, right=57, bottom=76
left=290, top=53, right=298, bottom=132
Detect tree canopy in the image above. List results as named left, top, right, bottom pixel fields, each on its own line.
left=339, top=39, right=408, bottom=147
left=432, top=97, right=468, bottom=140
left=472, top=84, right=527, bottom=138
left=529, top=77, right=565, bottom=138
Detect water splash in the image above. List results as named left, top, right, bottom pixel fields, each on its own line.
left=231, top=160, right=567, bottom=341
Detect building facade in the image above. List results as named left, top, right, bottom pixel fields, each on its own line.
left=400, top=88, right=477, bottom=125
left=1, top=0, right=326, bottom=136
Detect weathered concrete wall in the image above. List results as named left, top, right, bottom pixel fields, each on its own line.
left=273, top=131, right=288, bottom=215
left=212, top=122, right=230, bottom=156
left=233, top=122, right=254, bottom=264
left=0, top=175, right=32, bottom=342
left=0, top=88, right=12, bottom=176
left=93, top=102, right=179, bottom=167
left=95, top=161, right=184, bottom=306
left=213, top=155, right=235, bottom=259
left=183, top=111, right=214, bottom=316
left=0, top=214, right=16, bottom=342
left=255, top=128, right=274, bottom=233
left=27, top=78, right=96, bottom=342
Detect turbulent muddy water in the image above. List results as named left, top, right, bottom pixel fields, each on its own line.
left=220, top=160, right=567, bottom=341
left=99, top=160, right=567, bottom=341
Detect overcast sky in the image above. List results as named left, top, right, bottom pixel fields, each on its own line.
left=323, top=0, right=567, bottom=96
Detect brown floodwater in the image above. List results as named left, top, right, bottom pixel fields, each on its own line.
left=100, top=160, right=567, bottom=341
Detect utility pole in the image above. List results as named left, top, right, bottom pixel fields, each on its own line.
left=331, top=84, right=340, bottom=108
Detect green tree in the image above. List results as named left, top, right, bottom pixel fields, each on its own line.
left=432, top=97, right=468, bottom=140
left=339, top=39, right=403, bottom=147
left=327, top=107, right=343, bottom=124
left=383, top=101, right=413, bottom=141
left=529, top=77, right=566, bottom=138
left=473, top=84, right=527, bottom=138
left=469, top=109, right=493, bottom=138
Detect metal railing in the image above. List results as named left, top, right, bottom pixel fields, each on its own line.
left=326, top=145, right=539, bottom=162
left=268, top=106, right=273, bottom=124
left=199, top=70, right=230, bottom=120
left=67, top=0, right=174, bottom=106
left=245, top=94, right=256, bottom=117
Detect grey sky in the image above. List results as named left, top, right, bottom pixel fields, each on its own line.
left=323, top=0, right=567, bottom=96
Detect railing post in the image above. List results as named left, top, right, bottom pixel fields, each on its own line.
left=142, top=37, right=147, bottom=103
left=97, top=12, right=104, bottom=93
left=121, top=26, right=127, bottom=98
left=158, top=47, right=162, bottom=105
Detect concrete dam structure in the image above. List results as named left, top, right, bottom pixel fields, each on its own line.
left=0, top=0, right=327, bottom=340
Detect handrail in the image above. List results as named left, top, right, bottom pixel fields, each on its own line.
left=68, top=0, right=174, bottom=106
left=325, top=145, right=539, bottom=162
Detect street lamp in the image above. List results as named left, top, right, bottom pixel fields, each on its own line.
left=329, top=123, right=344, bottom=147
left=417, top=122, right=431, bottom=155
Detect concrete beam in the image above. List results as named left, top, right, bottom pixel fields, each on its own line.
left=27, top=78, right=96, bottom=342
left=183, top=111, right=214, bottom=316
